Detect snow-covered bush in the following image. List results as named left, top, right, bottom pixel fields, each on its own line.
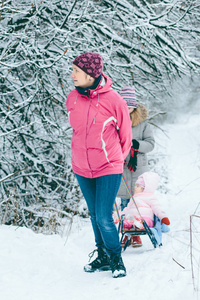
left=0, top=0, right=199, bottom=233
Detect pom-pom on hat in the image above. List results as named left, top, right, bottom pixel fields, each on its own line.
left=135, top=176, right=145, bottom=188
left=119, top=86, right=137, bottom=108
left=73, top=52, right=103, bottom=78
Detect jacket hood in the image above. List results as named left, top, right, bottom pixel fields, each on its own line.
left=130, top=104, right=148, bottom=126
left=138, top=172, right=159, bottom=193
left=88, top=74, right=113, bottom=97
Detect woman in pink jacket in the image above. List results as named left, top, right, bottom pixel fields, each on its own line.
left=66, top=52, right=132, bottom=278
left=115, top=172, right=170, bottom=247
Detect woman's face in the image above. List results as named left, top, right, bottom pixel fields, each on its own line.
left=71, top=64, right=95, bottom=88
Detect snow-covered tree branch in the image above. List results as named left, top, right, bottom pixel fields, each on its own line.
left=0, top=0, right=199, bottom=232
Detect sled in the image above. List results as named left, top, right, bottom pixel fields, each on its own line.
left=117, top=214, right=162, bottom=251
left=115, top=174, right=169, bottom=251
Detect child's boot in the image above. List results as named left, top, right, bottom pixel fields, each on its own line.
left=131, top=236, right=142, bottom=247
left=121, top=235, right=131, bottom=248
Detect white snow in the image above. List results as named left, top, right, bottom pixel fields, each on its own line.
left=0, top=111, right=200, bottom=300
left=112, top=269, right=126, bottom=278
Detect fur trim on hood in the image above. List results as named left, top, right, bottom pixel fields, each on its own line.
left=130, top=104, right=148, bottom=127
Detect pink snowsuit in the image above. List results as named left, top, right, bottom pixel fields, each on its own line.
left=66, top=74, right=132, bottom=178
left=117, top=172, right=167, bottom=228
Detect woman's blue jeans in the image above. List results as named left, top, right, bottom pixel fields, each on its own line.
left=75, top=173, right=122, bottom=255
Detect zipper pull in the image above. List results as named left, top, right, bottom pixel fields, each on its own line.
left=93, top=117, right=95, bottom=124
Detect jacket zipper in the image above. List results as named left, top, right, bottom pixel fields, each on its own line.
left=85, top=96, right=92, bottom=171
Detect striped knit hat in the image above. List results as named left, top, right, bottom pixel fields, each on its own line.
left=119, top=86, right=137, bottom=108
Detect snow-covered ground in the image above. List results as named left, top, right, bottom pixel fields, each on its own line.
left=0, top=111, right=200, bottom=300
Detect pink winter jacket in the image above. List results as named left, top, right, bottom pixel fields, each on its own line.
left=122, top=172, right=167, bottom=224
left=66, top=74, right=132, bottom=178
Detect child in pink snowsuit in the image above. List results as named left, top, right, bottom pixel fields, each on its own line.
left=114, top=172, right=170, bottom=247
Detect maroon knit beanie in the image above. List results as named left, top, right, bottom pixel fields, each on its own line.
left=73, top=52, right=103, bottom=78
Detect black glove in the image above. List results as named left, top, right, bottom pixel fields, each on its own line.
left=127, top=139, right=139, bottom=172
left=132, top=139, right=139, bottom=149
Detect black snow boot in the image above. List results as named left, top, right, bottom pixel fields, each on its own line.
left=110, top=253, right=126, bottom=278
left=84, top=247, right=111, bottom=272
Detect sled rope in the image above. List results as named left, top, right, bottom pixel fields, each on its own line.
left=114, top=174, right=143, bottom=224
left=114, top=201, right=121, bottom=223
left=121, top=174, right=143, bottom=220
